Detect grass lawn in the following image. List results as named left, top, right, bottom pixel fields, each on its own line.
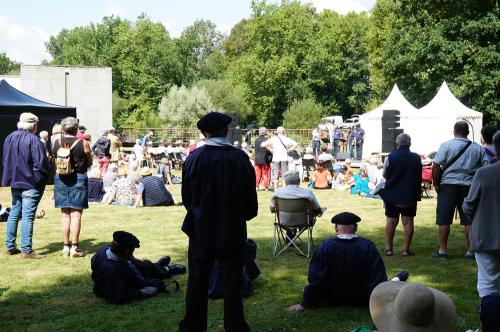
left=0, top=184, right=480, bottom=332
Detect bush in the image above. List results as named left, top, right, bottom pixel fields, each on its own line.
left=282, top=98, right=327, bottom=129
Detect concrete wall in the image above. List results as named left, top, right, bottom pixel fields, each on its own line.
left=20, top=65, right=112, bottom=140
left=0, top=75, right=21, bottom=90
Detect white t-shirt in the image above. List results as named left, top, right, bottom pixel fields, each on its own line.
left=262, top=135, right=298, bottom=162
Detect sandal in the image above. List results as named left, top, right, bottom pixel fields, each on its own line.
left=384, top=249, right=393, bottom=256
left=401, top=250, right=415, bottom=257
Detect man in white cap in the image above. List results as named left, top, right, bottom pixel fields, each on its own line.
left=2, top=112, right=50, bottom=259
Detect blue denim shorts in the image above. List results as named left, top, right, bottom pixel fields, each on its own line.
left=54, top=173, right=89, bottom=209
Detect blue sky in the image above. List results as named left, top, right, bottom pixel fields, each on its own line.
left=0, top=0, right=375, bottom=64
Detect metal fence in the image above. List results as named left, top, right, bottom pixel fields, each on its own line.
left=116, top=127, right=315, bottom=146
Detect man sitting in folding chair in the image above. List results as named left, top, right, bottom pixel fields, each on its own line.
left=270, top=170, right=325, bottom=257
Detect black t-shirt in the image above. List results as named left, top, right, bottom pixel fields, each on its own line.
left=52, top=135, right=87, bottom=174
left=254, top=135, right=268, bottom=165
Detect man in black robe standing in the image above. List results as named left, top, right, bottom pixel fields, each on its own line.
left=288, top=212, right=388, bottom=311
left=179, top=112, right=258, bottom=332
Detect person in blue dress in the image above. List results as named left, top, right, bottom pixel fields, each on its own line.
left=288, top=212, right=387, bottom=311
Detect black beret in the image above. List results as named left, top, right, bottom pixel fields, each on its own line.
left=113, top=231, right=140, bottom=249
left=197, top=112, right=232, bottom=133
left=331, top=212, right=361, bottom=225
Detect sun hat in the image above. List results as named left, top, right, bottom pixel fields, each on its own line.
left=370, top=281, right=456, bottom=332
left=140, top=167, right=152, bottom=177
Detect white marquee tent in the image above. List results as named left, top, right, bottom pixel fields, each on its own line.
left=359, top=84, right=417, bottom=158
left=407, top=81, right=483, bottom=155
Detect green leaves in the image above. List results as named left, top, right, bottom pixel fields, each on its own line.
left=0, top=52, right=20, bottom=75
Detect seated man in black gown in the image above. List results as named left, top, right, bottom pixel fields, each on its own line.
left=91, top=231, right=185, bottom=304
left=288, top=212, right=388, bottom=311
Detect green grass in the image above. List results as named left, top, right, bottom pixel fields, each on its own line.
left=0, top=185, right=480, bottom=332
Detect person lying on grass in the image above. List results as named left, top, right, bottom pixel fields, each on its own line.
left=91, top=231, right=186, bottom=304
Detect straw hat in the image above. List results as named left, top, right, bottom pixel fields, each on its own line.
left=140, top=167, right=152, bottom=177
left=370, top=281, right=456, bottom=332
left=117, top=168, right=127, bottom=177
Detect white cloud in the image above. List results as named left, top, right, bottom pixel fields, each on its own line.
left=104, top=0, right=127, bottom=17
left=304, top=0, right=368, bottom=14
left=0, top=16, right=51, bottom=64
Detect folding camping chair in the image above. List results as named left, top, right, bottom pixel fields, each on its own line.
left=272, top=197, right=321, bottom=258
left=302, top=158, right=316, bottom=181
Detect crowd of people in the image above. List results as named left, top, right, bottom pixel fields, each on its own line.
left=1, top=111, right=499, bottom=331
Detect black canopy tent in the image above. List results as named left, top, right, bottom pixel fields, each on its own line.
left=0, top=79, right=76, bottom=180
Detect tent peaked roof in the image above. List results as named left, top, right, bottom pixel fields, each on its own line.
left=419, top=81, right=482, bottom=118
left=361, top=84, right=417, bottom=119
left=0, top=79, right=70, bottom=109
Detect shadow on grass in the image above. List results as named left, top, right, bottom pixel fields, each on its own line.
left=38, top=238, right=108, bottom=255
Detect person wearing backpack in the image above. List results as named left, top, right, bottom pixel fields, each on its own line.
left=91, top=131, right=111, bottom=176
left=52, top=117, right=93, bottom=258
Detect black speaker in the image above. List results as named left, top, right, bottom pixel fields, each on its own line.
left=382, top=110, right=400, bottom=129
left=382, top=128, right=403, bottom=153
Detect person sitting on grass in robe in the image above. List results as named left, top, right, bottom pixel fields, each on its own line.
left=91, top=231, right=186, bottom=304
left=288, top=212, right=389, bottom=311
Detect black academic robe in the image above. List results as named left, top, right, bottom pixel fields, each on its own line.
left=302, top=236, right=387, bottom=308
left=181, top=144, right=258, bottom=251
left=91, top=245, right=165, bottom=304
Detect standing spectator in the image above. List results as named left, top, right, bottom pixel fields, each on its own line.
left=348, top=126, right=356, bottom=159
left=354, top=124, right=365, bottom=160
left=481, top=125, right=498, bottom=164
left=142, top=131, right=153, bottom=146
left=39, top=130, right=49, bottom=145
left=51, top=123, right=62, bottom=151
left=3, top=112, right=50, bottom=259
left=157, top=158, right=173, bottom=185
left=133, top=139, right=144, bottom=166
left=107, top=127, right=122, bottom=164
left=463, top=131, right=500, bottom=297
left=76, top=125, right=89, bottom=141
left=317, top=146, right=334, bottom=163
left=179, top=112, right=257, bottom=332
left=92, top=131, right=111, bottom=176
left=333, top=126, right=342, bottom=158
left=380, top=133, right=422, bottom=257
left=311, top=127, right=321, bottom=157
left=52, top=117, right=93, bottom=258
left=254, top=127, right=271, bottom=191
left=432, top=121, right=488, bottom=259
left=262, top=127, right=298, bottom=190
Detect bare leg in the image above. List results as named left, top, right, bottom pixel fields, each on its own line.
left=385, top=217, right=398, bottom=252
left=439, top=225, right=450, bottom=253
left=70, top=209, right=83, bottom=247
left=401, top=216, right=414, bottom=252
left=464, top=225, right=472, bottom=253
left=61, top=208, right=71, bottom=245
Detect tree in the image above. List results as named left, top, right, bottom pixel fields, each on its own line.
left=175, top=19, right=225, bottom=85
left=283, top=98, right=327, bottom=129
left=368, top=0, right=500, bottom=123
left=158, top=85, right=220, bottom=128
left=195, top=79, right=251, bottom=122
left=0, top=52, right=20, bottom=74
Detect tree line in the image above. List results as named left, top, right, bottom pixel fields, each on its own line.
left=1, top=0, right=498, bottom=128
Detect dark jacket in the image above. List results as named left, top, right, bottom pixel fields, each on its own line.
left=2, top=129, right=50, bottom=189
left=91, top=245, right=144, bottom=304
left=380, top=146, right=422, bottom=205
left=254, top=135, right=269, bottom=165
left=92, top=136, right=111, bottom=159
left=302, top=236, right=387, bottom=308
left=181, top=144, right=258, bottom=250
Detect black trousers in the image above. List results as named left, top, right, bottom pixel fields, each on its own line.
left=179, top=241, right=249, bottom=332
